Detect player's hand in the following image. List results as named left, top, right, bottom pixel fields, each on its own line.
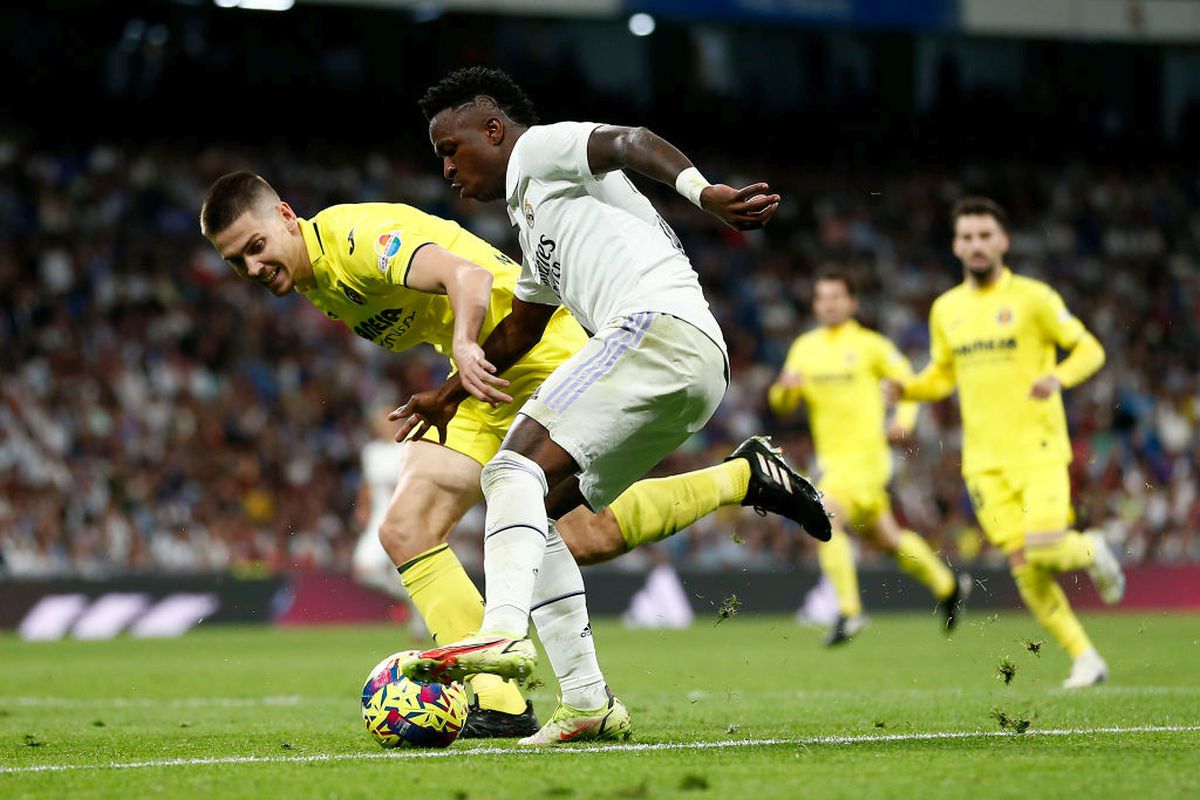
left=881, top=378, right=905, bottom=405
left=452, top=341, right=513, bottom=406
left=699, top=183, right=780, bottom=231
left=886, top=418, right=914, bottom=446
left=388, top=390, right=460, bottom=444
left=775, top=371, right=804, bottom=389
left=1029, top=375, right=1062, bottom=399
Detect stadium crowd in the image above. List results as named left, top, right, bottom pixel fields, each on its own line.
left=1, top=140, right=1197, bottom=576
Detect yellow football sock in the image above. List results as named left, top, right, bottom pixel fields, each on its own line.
left=1025, top=530, right=1095, bottom=573
left=895, top=530, right=957, bottom=600
left=818, top=529, right=862, bottom=618
left=610, top=460, right=750, bottom=549
left=1012, top=563, right=1092, bottom=658
left=398, top=543, right=526, bottom=714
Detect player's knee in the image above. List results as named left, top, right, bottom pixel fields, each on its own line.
left=1007, top=548, right=1027, bottom=570
left=480, top=450, right=548, bottom=499
left=377, top=516, right=442, bottom=566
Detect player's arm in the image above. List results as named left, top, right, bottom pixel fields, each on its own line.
left=768, top=370, right=805, bottom=416
left=767, top=337, right=807, bottom=416
left=896, top=359, right=956, bottom=403
left=884, top=307, right=956, bottom=404
left=879, top=339, right=920, bottom=440
left=585, top=125, right=780, bottom=231
left=1052, top=331, right=1105, bottom=389
left=388, top=298, right=558, bottom=443
left=405, top=244, right=510, bottom=405
left=1030, top=290, right=1105, bottom=398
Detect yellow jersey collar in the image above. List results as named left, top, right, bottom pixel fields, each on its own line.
left=968, top=266, right=1012, bottom=294
left=297, top=217, right=332, bottom=293
left=821, top=319, right=861, bottom=339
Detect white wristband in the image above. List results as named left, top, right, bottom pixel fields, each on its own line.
left=674, top=166, right=711, bottom=208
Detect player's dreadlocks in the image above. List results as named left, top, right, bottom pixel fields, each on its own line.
left=419, top=67, right=539, bottom=127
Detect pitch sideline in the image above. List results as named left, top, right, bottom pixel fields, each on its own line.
left=2, top=725, right=1198, bottom=775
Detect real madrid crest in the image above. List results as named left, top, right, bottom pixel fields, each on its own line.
left=523, top=199, right=535, bottom=227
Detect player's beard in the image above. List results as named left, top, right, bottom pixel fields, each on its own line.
left=966, top=259, right=1001, bottom=284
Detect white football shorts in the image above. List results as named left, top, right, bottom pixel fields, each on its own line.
left=520, top=311, right=728, bottom=509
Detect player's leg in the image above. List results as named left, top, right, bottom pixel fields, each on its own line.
left=377, top=439, right=531, bottom=721
left=1009, top=548, right=1107, bottom=688
left=516, top=314, right=732, bottom=744
left=972, top=470, right=1104, bottom=686
left=1018, top=465, right=1125, bottom=604
left=809, top=487, right=866, bottom=646
left=557, top=437, right=829, bottom=565
left=520, top=512, right=631, bottom=745
left=869, top=508, right=969, bottom=632
left=568, top=461, right=750, bottom=563
left=404, top=415, right=576, bottom=686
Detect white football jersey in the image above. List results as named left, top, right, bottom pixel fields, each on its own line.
left=505, top=121, right=727, bottom=353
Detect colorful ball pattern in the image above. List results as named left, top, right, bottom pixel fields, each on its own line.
left=361, top=650, right=469, bottom=748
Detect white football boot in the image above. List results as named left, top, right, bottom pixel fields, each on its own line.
left=1062, top=647, right=1109, bottom=689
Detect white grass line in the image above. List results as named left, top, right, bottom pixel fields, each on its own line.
left=2, top=725, right=1197, bottom=776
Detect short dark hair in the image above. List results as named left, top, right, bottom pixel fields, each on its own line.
left=951, top=196, right=1009, bottom=232
left=200, top=172, right=279, bottom=238
left=815, top=268, right=857, bottom=297
left=419, top=67, right=538, bottom=127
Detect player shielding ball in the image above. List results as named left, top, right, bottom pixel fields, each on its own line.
left=769, top=270, right=971, bottom=646
left=884, top=196, right=1125, bottom=688
left=200, top=170, right=827, bottom=743
left=397, top=67, right=831, bottom=744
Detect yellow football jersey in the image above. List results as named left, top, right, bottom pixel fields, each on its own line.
left=297, top=203, right=523, bottom=360
left=910, top=268, right=1089, bottom=472
left=294, top=202, right=587, bottom=465
left=780, top=320, right=915, bottom=479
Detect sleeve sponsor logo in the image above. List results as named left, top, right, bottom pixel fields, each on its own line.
left=374, top=231, right=403, bottom=274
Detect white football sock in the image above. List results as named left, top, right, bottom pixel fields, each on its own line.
left=530, top=521, right=608, bottom=710
left=478, top=450, right=549, bottom=638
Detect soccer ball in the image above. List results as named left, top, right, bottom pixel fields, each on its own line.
left=361, top=650, right=469, bottom=748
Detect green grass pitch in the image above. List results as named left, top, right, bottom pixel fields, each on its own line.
left=2, top=611, right=1197, bottom=799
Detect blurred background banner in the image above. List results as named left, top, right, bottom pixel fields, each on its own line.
left=6, top=564, right=1199, bottom=639
left=1, top=1, right=1197, bottom=612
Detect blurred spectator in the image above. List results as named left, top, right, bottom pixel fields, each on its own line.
left=1, top=141, right=1196, bottom=576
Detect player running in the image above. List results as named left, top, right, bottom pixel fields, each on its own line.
left=769, top=270, right=971, bottom=646
left=200, top=172, right=826, bottom=741
left=884, top=196, right=1125, bottom=688
left=397, top=67, right=831, bottom=745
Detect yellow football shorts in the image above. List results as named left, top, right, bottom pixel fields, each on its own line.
left=819, top=465, right=891, bottom=530
left=964, top=462, right=1073, bottom=554
left=418, top=306, right=588, bottom=466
